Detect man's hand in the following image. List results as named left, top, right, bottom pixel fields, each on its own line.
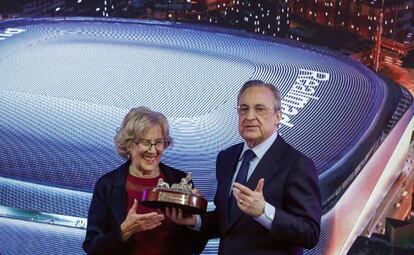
left=164, top=188, right=202, bottom=227
left=165, top=207, right=197, bottom=226
left=233, top=178, right=265, bottom=217
left=120, top=199, right=165, bottom=240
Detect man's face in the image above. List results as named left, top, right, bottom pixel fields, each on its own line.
left=238, top=86, right=282, bottom=148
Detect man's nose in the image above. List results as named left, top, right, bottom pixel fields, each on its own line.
left=245, top=107, right=257, bottom=119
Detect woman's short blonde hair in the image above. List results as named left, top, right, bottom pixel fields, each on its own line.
left=114, top=107, right=172, bottom=159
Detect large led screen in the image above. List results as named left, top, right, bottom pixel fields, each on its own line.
left=0, top=17, right=412, bottom=254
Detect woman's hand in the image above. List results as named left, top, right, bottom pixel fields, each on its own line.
left=120, top=199, right=165, bottom=240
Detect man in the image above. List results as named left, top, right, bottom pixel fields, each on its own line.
left=168, top=80, right=321, bottom=255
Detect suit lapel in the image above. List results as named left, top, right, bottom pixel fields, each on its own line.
left=247, top=135, right=286, bottom=189
left=221, top=144, right=243, bottom=229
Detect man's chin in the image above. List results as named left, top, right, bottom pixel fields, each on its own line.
left=241, top=134, right=260, bottom=141
left=241, top=128, right=259, bottom=135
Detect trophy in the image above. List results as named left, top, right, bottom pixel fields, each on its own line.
left=140, top=172, right=207, bottom=214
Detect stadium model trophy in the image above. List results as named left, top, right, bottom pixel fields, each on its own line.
left=140, top=172, right=207, bottom=214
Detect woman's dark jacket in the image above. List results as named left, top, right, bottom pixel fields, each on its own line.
left=83, top=161, right=204, bottom=255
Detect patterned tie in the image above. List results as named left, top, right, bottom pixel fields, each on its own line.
left=228, top=149, right=256, bottom=220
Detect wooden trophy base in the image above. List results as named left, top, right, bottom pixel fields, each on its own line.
left=140, top=188, right=207, bottom=215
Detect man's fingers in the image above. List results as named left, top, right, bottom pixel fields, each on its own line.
left=233, top=189, right=247, bottom=206
left=177, top=208, right=184, bottom=221
left=165, top=207, right=181, bottom=222
left=233, top=182, right=254, bottom=195
left=165, top=207, right=172, bottom=218
left=254, top=178, right=265, bottom=193
left=171, top=207, right=177, bottom=218
left=233, top=188, right=242, bottom=201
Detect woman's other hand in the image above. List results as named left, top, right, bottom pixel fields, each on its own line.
left=120, top=199, right=165, bottom=240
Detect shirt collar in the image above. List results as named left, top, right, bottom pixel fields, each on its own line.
left=240, top=132, right=278, bottom=161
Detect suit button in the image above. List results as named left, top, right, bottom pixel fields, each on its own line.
left=223, top=234, right=231, bottom=241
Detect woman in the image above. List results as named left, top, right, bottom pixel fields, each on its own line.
left=83, top=107, right=201, bottom=255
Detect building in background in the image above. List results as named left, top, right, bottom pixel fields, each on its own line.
left=287, top=0, right=413, bottom=41
left=219, top=0, right=289, bottom=36
left=287, top=0, right=414, bottom=67
left=0, top=0, right=290, bottom=36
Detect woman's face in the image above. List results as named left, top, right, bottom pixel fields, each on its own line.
left=129, top=124, right=166, bottom=177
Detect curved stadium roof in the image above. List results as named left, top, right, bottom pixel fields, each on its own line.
left=0, top=17, right=408, bottom=217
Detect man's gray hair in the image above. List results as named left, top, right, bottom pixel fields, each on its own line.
left=237, top=80, right=281, bottom=110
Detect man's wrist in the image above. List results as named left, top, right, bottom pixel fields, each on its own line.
left=253, top=202, right=275, bottom=230
left=188, top=215, right=201, bottom=231
left=255, top=203, right=265, bottom=218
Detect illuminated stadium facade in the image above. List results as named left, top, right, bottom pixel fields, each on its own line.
left=0, top=17, right=413, bottom=254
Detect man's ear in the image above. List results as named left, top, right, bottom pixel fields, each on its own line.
left=274, top=110, right=282, bottom=126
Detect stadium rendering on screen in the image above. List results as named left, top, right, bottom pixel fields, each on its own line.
left=0, top=17, right=413, bottom=254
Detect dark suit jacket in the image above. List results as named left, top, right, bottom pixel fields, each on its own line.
left=199, top=135, right=321, bottom=255
left=83, top=161, right=203, bottom=255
